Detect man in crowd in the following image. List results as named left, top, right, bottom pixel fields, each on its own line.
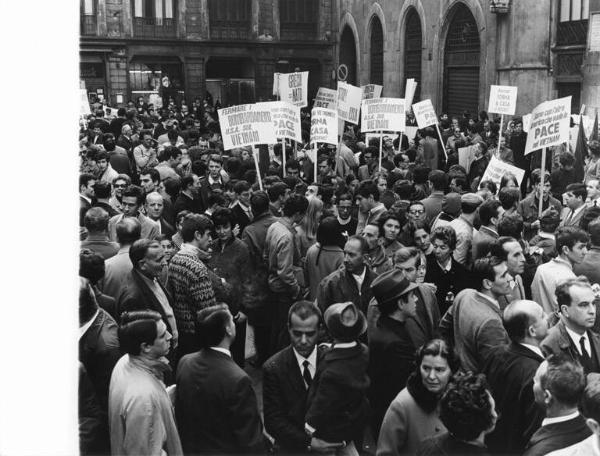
left=518, top=169, right=563, bottom=240
left=154, top=145, right=182, bottom=181
left=230, top=180, right=253, bottom=236
left=541, top=277, right=600, bottom=374
left=574, top=218, right=600, bottom=285
left=484, top=300, right=547, bottom=454
left=174, top=174, right=203, bottom=215
left=100, top=217, right=141, bottom=299
left=490, top=236, right=527, bottom=309
left=108, top=310, right=182, bottom=456
left=267, top=181, right=289, bottom=217
left=448, top=192, right=483, bottom=268
left=92, top=181, right=119, bottom=218
left=532, top=226, right=589, bottom=315
left=132, top=130, right=158, bottom=173
left=80, top=173, right=96, bottom=227
left=587, top=178, right=600, bottom=207
left=96, top=150, right=119, bottom=184
left=316, top=235, right=378, bottom=315
left=421, top=170, right=448, bottom=223
left=108, top=185, right=159, bottom=241
left=175, top=304, right=264, bottom=454
left=561, top=183, right=588, bottom=227
left=335, top=193, right=358, bottom=237
left=439, top=256, right=512, bottom=372
left=263, top=301, right=344, bottom=454
left=264, top=194, right=308, bottom=352
left=355, top=180, right=385, bottom=235
left=109, top=174, right=130, bottom=214
left=167, top=213, right=217, bottom=362
left=81, top=207, right=120, bottom=260
left=525, top=357, right=590, bottom=456
left=145, top=191, right=175, bottom=238
left=472, top=199, right=502, bottom=260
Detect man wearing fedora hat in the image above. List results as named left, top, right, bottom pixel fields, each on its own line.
left=305, top=302, right=370, bottom=456
left=367, top=269, right=420, bottom=436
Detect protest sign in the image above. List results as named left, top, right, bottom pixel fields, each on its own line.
left=360, top=98, right=406, bottom=133
left=412, top=99, right=437, bottom=129
left=524, top=96, right=572, bottom=155
left=310, top=107, right=338, bottom=146
left=80, top=89, right=91, bottom=116
left=273, top=73, right=280, bottom=96
left=405, top=79, right=418, bottom=112
left=314, top=87, right=338, bottom=109
left=361, top=84, right=383, bottom=100
left=218, top=103, right=277, bottom=150
left=481, top=155, right=525, bottom=187
left=260, top=101, right=302, bottom=142
left=277, top=72, right=308, bottom=107
left=337, top=81, right=362, bottom=125
left=404, top=126, right=419, bottom=142
left=488, top=85, right=518, bottom=115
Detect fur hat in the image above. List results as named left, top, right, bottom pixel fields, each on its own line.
left=324, top=302, right=367, bottom=343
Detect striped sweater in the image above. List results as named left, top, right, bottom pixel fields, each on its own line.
left=167, top=245, right=216, bottom=335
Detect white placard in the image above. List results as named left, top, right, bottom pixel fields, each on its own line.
left=80, top=89, right=91, bottom=116
left=481, top=155, right=526, bottom=187
left=337, top=81, right=363, bottom=125
left=314, top=87, right=338, bottom=109
left=524, top=96, right=572, bottom=155
left=458, top=145, right=478, bottom=173
left=218, top=103, right=277, bottom=150
left=277, top=72, right=309, bottom=107
left=522, top=113, right=532, bottom=133
left=405, top=79, right=418, bottom=112
left=360, top=98, right=406, bottom=133
left=310, top=107, right=338, bottom=146
left=361, top=84, right=383, bottom=100
left=260, top=101, right=302, bottom=142
left=273, top=73, right=280, bottom=96
left=412, top=99, right=438, bottom=129
left=488, top=85, right=518, bottom=115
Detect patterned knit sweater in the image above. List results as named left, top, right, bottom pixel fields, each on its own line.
left=167, top=246, right=216, bottom=335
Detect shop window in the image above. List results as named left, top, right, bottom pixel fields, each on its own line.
left=133, top=0, right=176, bottom=38
left=129, top=61, right=184, bottom=106
left=208, top=0, right=251, bottom=40
left=81, top=0, right=97, bottom=35
left=279, top=0, right=318, bottom=41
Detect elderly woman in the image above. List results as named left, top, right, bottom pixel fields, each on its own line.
left=376, top=339, right=458, bottom=456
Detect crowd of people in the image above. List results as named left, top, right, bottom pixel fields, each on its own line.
left=78, top=93, right=600, bottom=456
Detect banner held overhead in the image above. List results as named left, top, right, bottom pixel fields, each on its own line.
left=277, top=72, right=309, bottom=108
left=218, top=103, right=277, bottom=150
left=361, top=98, right=406, bottom=133
left=337, top=81, right=362, bottom=125
left=524, top=96, right=572, bottom=155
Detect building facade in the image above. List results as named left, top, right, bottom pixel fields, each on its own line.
left=337, top=0, right=600, bottom=118
left=80, top=0, right=338, bottom=107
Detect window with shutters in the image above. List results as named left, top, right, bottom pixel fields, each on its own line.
left=132, top=0, right=176, bottom=38
left=557, top=0, right=589, bottom=45
left=370, top=17, right=384, bottom=86
left=443, top=4, right=480, bottom=118
left=80, top=0, right=97, bottom=35
left=279, top=0, right=318, bottom=41
left=208, top=0, right=251, bottom=40
left=404, top=9, right=422, bottom=102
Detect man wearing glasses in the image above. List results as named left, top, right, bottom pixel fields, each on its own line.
left=110, top=174, right=131, bottom=213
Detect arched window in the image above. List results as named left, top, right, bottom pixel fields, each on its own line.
left=370, top=17, right=384, bottom=86
left=443, top=4, right=480, bottom=118
left=339, top=26, right=357, bottom=86
left=404, top=9, right=422, bottom=102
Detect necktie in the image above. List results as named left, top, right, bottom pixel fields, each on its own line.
left=580, top=336, right=591, bottom=361
left=565, top=210, right=574, bottom=225
left=302, top=360, right=312, bottom=388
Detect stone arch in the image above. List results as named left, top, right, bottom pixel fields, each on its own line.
left=396, top=0, right=427, bottom=97
left=434, top=0, right=487, bottom=114
left=364, top=2, right=387, bottom=87
left=339, top=11, right=360, bottom=85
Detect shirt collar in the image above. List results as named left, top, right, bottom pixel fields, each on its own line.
left=564, top=324, right=587, bottom=347
left=352, top=268, right=366, bottom=282
left=370, top=203, right=385, bottom=215
left=292, top=346, right=317, bottom=370
left=210, top=347, right=231, bottom=357
left=476, top=291, right=500, bottom=310
left=80, top=194, right=92, bottom=205
left=571, top=204, right=587, bottom=218
left=333, top=341, right=358, bottom=348
left=553, top=257, right=574, bottom=270
left=537, top=231, right=555, bottom=240
left=79, top=309, right=99, bottom=340
left=520, top=343, right=544, bottom=358
left=208, top=175, right=222, bottom=185
left=437, top=258, right=452, bottom=272
left=542, top=410, right=579, bottom=427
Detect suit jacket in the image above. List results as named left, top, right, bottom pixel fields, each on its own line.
left=98, top=246, right=133, bottom=299
left=574, top=247, right=600, bottom=286
left=231, top=202, right=253, bottom=237
left=80, top=235, right=120, bottom=260
left=158, top=217, right=176, bottom=239
left=541, top=319, right=600, bottom=374
left=560, top=206, right=586, bottom=228
left=80, top=195, right=92, bottom=227
left=173, top=192, right=203, bottom=216
left=263, top=346, right=324, bottom=452
left=316, top=265, right=378, bottom=315
left=108, top=213, right=159, bottom=241
left=116, top=269, right=175, bottom=333
left=421, top=192, right=444, bottom=224
left=471, top=225, right=498, bottom=261
left=175, top=348, right=264, bottom=454
left=483, top=342, right=545, bottom=454
left=524, top=414, right=591, bottom=456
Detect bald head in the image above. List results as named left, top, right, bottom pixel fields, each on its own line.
left=145, top=192, right=164, bottom=220
left=115, top=217, right=142, bottom=245
left=503, top=300, right=548, bottom=344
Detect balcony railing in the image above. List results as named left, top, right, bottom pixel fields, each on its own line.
left=280, top=23, right=317, bottom=41
left=210, top=22, right=251, bottom=40
left=133, top=17, right=176, bottom=38
left=557, top=20, right=588, bottom=46
left=81, top=14, right=97, bottom=35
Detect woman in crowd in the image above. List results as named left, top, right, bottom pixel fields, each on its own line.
left=585, top=140, right=600, bottom=182
left=378, top=211, right=403, bottom=261
left=377, top=339, right=458, bottom=456
left=410, top=220, right=433, bottom=256
left=295, top=196, right=323, bottom=259
left=304, top=216, right=345, bottom=301
left=499, top=172, right=519, bottom=191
